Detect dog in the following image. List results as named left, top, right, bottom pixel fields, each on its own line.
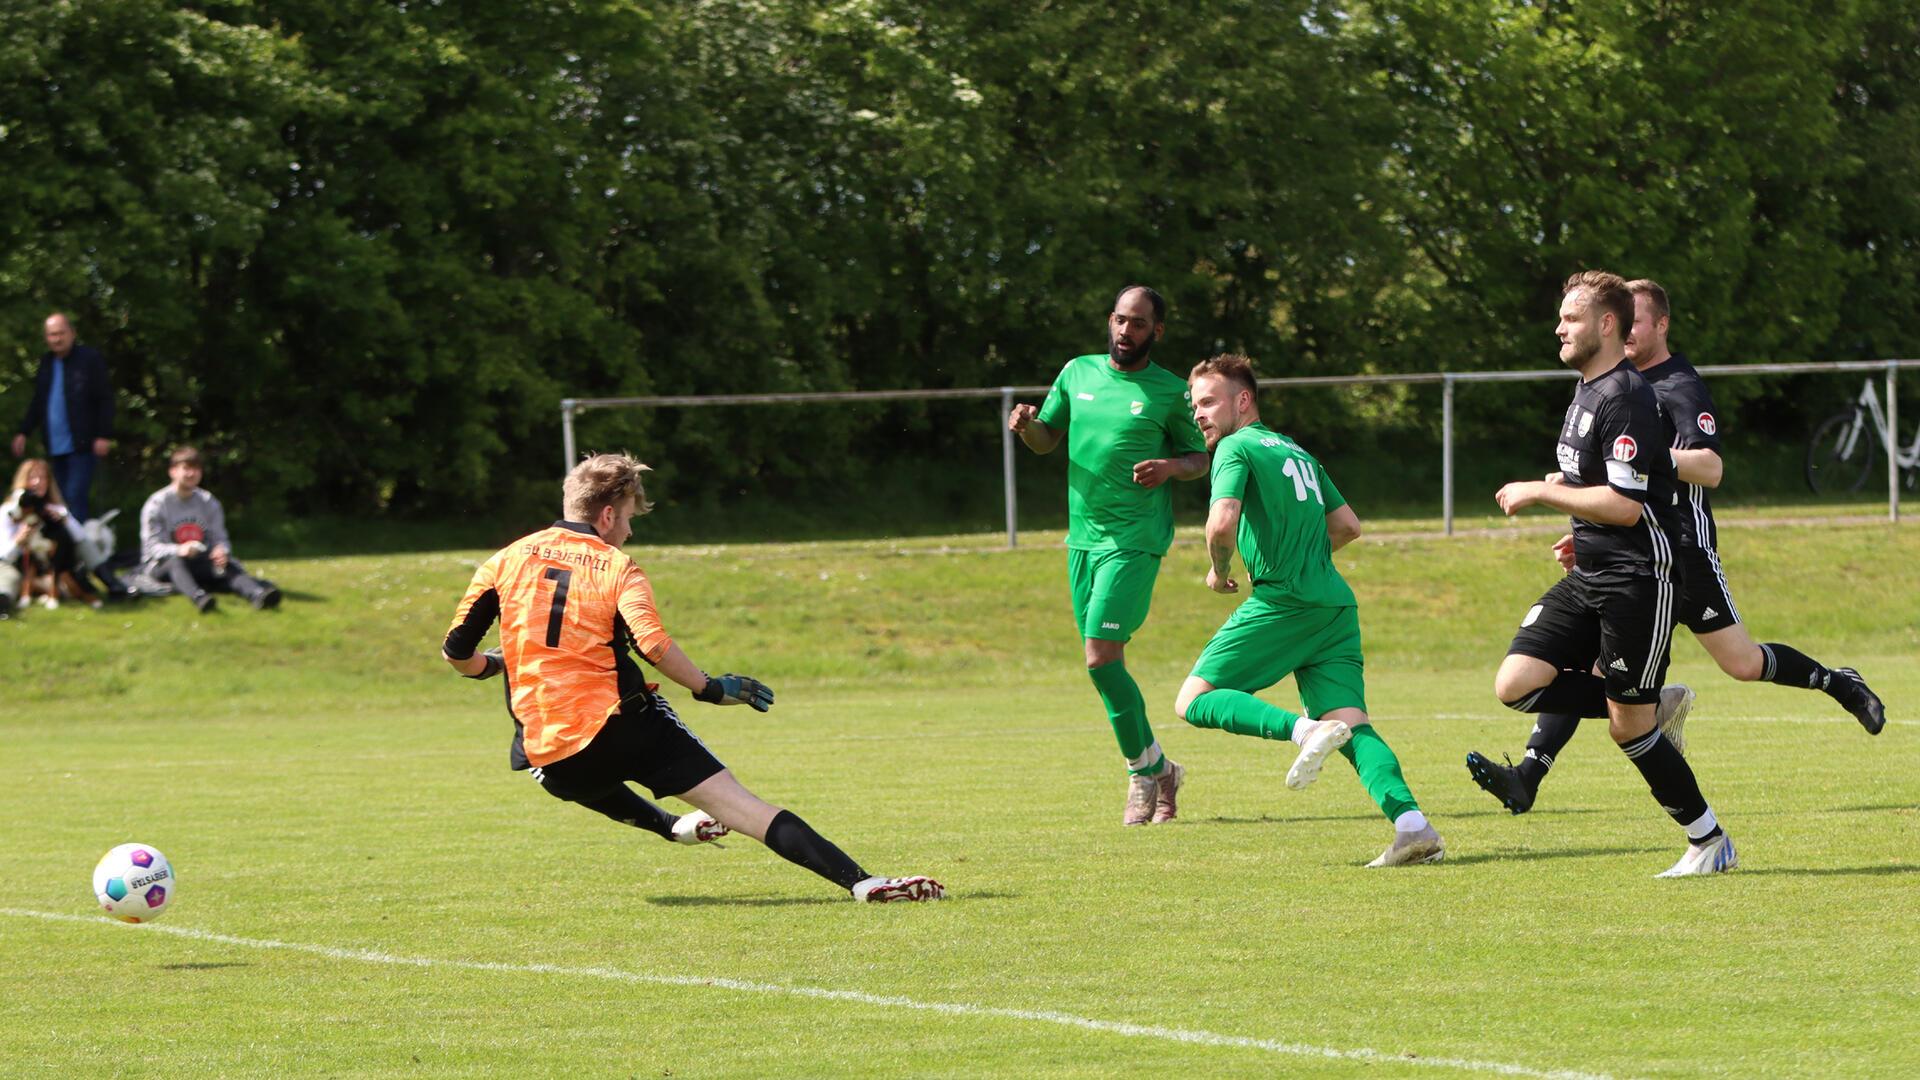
left=4, top=488, right=102, bottom=610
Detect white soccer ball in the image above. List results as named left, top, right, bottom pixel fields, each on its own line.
left=92, top=843, right=176, bottom=923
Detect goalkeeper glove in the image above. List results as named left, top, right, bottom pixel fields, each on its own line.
left=464, top=647, right=504, bottom=680
left=695, top=672, right=774, bottom=712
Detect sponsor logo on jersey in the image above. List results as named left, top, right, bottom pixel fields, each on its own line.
left=1260, top=437, right=1283, bottom=448
left=1130, top=400, right=1144, bottom=416
left=1557, top=442, right=1580, bottom=475
left=1076, top=392, right=1095, bottom=401
left=1697, top=412, right=1716, bottom=435
left=1578, top=409, right=1594, bottom=436
left=1611, top=434, right=1638, bottom=462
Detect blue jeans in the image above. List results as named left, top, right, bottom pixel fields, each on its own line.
left=50, top=451, right=97, bottom=523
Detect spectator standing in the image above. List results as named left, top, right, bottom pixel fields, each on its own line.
left=13, top=313, right=113, bottom=524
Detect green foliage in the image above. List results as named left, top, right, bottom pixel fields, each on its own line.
left=1, top=1, right=1916, bottom=520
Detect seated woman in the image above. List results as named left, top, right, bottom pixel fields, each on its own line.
left=2, top=458, right=100, bottom=610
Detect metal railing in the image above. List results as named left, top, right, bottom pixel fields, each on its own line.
left=561, top=359, right=1915, bottom=544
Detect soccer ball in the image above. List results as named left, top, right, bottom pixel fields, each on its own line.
left=92, top=843, right=176, bottom=923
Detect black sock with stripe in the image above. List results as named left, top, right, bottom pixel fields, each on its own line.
left=1504, top=670, right=1610, bottom=717
left=1517, top=713, right=1581, bottom=789
left=764, top=809, right=869, bottom=890
left=1618, top=728, right=1720, bottom=840
left=572, top=786, right=678, bottom=840
left=1759, top=643, right=1829, bottom=691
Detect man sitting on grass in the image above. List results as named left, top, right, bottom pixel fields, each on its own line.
left=138, top=445, right=280, bottom=613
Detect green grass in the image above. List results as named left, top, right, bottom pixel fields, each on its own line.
left=3, top=512, right=1917, bottom=1078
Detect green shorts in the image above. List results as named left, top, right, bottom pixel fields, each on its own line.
left=1190, top=598, right=1366, bottom=717
left=1068, top=547, right=1161, bottom=643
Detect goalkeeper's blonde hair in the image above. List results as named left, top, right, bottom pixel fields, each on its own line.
left=563, top=453, right=654, bottom=521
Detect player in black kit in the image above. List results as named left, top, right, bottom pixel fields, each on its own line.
left=1467, top=280, right=1886, bottom=816
left=1482, top=270, right=1734, bottom=877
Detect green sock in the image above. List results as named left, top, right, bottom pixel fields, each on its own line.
left=1088, top=661, right=1160, bottom=775
left=1181, top=688, right=1300, bottom=741
left=1339, top=723, right=1420, bottom=822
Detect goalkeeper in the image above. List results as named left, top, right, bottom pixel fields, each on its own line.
left=1174, top=356, right=1444, bottom=866
left=441, top=452, right=943, bottom=903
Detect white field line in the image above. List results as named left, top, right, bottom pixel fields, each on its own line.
left=2, top=907, right=1612, bottom=1080
left=1429, top=713, right=1869, bottom=725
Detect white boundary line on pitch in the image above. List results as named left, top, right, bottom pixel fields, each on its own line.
left=3, top=907, right=1611, bottom=1080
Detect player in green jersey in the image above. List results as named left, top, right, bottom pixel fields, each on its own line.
left=1173, top=354, right=1444, bottom=866
left=1008, top=285, right=1211, bottom=826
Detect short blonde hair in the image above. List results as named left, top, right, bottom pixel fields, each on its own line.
left=563, top=453, right=654, bottom=521
left=1189, top=353, right=1259, bottom=396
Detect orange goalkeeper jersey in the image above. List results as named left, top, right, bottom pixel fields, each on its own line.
left=444, top=521, right=674, bottom=767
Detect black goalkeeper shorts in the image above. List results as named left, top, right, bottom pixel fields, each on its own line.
left=530, top=691, right=724, bottom=803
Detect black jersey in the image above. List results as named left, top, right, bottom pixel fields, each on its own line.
left=1639, top=353, right=1721, bottom=554
left=1554, top=359, right=1682, bottom=577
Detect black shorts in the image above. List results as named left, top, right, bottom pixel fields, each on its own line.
left=1675, top=545, right=1741, bottom=634
left=530, top=691, right=725, bottom=803
left=1508, top=567, right=1678, bottom=705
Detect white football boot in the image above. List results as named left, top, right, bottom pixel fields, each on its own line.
left=1366, top=825, right=1447, bottom=867
left=852, top=875, right=946, bottom=903
left=1285, top=720, right=1352, bottom=791
left=670, top=811, right=730, bottom=845
left=1656, top=684, right=1696, bottom=755
left=1656, top=832, right=1737, bottom=878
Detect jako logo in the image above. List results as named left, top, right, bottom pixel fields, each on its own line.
left=1101, top=621, right=1121, bottom=630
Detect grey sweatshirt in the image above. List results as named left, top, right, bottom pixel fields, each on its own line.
left=140, top=486, right=232, bottom=567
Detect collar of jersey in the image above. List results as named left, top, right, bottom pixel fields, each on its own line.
left=552, top=520, right=598, bottom=537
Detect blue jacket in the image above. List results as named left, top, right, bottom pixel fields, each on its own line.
left=17, top=344, right=114, bottom=445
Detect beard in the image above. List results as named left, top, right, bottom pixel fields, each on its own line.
left=1110, top=331, right=1154, bottom=366
left=1560, top=332, right=1600, bottom=370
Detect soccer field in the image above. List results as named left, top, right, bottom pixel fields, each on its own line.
left=3, top=516, right=1917, bottom=1078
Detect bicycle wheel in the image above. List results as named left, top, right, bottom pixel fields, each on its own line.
left=1805, top=409, right=1874, bottom=493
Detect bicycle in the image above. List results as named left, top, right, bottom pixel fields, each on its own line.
left=1804, top=377, right=1920, bottom=493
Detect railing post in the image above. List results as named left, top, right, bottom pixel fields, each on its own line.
left=1442, top=374, right=1456, bottom=536
left=1889, top=362, right=1900, bottom=523
left=1001, top=387, right=1018, bottom=548
left=561, top=400, right=577, bottom=475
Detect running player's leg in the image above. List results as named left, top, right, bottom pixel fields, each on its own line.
left=1596, top=572, right=1732, bottom=876
left=1692, top=616, right=1886, bottom=735
left=1177, top=602, right=1344, bottom=793
left=1074, top=549, right=1176, bottom=823
left=675, top=770, right=943, bottom=901
left=1469, top=578, right=1605, bottom=812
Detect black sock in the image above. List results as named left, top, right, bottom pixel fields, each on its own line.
left=1505, top=670, right=1609, bottom=717
left=571, top=787, right=678, bottom=840
left=764, top=809, right=869, bottom=890
left=1517, top=713, right=1581, bottom=789
left=1759, top=643, right=1830, bottom=691
left=1618, top=728, right=1720, bottom=841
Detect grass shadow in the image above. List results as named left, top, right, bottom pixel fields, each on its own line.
left=648, top=889, right=1016, bottom=908
left=1738, top=865, right=1920, bottom=878
left=157, top=961, right=252, bottom=971
left=1442, top=845, right=1666, bottom=866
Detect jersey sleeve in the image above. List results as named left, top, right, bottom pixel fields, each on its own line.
left=443, top=556, right=502, bottom=659
left=1167, top=385, right=1206, bottom=455
left=1034, top=362, right=1073, bottom=429
left=1210, top=440, right=1249, bottom=502
left=615, top=563, right=673, bottom=664
left=1595, top=393, right=1655, bottom=502
left=1665, top=375, right=1723, bottom=452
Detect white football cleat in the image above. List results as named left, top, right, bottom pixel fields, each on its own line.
left=1656, top=832, right=1737, bottom=878
left=851, top=875, right=946, bottom=903
left=670, top=811, right=730, bottom=845
left=1656, top=684, right=1696, bottom=755
left=1366, top=825, right=1446, bottom=867
left=1285, top=720, right=1351, bottom=791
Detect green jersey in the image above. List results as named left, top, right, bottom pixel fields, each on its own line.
left=1209, top=422, right=1356, bottom=609
left=1037, top=354, right=1207, bottom=555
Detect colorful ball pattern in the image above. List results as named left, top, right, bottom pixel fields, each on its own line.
left=92, top=844, right=176, bottom=924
